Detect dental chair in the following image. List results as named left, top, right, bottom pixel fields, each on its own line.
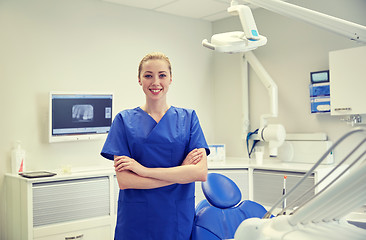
left=191, top=173, right=270, bottom=240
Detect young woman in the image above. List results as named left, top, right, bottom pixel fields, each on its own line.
left=101, top=52, right=210, bottom=240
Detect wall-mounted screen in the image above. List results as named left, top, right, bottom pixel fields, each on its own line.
left=49, top=92, right=113, bottom=143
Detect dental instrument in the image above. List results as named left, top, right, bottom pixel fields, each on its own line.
left=235, top=127, right=366, bottom=240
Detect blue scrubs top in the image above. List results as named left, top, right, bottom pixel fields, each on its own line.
left=101, top=106, right=210, bottom=240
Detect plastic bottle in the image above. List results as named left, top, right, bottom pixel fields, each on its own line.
left=11, top=141, right=26, bottom=174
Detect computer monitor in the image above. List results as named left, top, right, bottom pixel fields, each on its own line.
left=49, top=92, right=113, bottom=143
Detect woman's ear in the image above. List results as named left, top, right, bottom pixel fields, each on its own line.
left=138, top=78, right=142, bottom=86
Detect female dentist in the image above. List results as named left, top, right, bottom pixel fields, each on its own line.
left=101, top=52, right=210, bottom=240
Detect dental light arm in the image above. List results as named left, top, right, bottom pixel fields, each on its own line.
left=243, top=0, right=366, bottom=43
left=244, top=51, right=277, bottom=128
left=244, top=51, right=285, bottom=157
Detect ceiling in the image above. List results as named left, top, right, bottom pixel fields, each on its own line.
left=101, top=0, right=256, bottom=22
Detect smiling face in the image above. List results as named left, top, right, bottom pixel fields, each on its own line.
left=138, top=59, right=172, bottom=102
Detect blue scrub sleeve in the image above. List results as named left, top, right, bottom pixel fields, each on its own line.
left=189, top=111, right=210, bottom=156
left=101, top=113, right=131, bottom=160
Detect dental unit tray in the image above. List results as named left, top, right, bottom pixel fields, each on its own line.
left=235, top=127, right=366, bottom=240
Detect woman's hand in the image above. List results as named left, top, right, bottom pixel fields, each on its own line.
left=114, top=156, right=147, bottom=176
left=181, top=148, right=204, bottom=166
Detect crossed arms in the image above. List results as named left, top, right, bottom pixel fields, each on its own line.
left=114, top=148, right=207, bottom=190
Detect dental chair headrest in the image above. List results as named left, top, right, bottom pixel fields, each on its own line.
left=202, top=173, right=242, bottom=209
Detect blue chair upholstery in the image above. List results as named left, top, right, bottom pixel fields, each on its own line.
left=191, top=173, right=269, bottom=240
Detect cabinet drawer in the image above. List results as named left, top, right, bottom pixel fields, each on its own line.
left=33, top=176, right=110, bottom=227
left=253, top=170, right=314, bottom=208
left=34, top=225, right=111, bottom=240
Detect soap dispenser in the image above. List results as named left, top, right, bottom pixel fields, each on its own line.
left=11, top=141, right=26, bottom=174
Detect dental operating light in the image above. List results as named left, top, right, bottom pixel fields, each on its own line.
left=202, top=3, right=267, bottom=53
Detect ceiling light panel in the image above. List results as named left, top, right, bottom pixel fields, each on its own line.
left=156, top=0, right=229, bottom=19
left=202, top=11, right=231, bottom=21
left=102, top=0, right=177, bottom=10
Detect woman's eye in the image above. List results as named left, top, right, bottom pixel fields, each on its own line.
left=144, top=74, right=152, bottom=78
left=159, top=74, right=167, bottom=78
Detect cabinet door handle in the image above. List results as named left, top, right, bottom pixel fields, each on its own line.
left=65, top=234, right=84, bottom=239
left=334, top=107, right=352, bottom=112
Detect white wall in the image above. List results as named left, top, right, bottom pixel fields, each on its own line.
left=2, top=0, right=366, bottom=237
left=212, top=0, right=366, bottom=158
left=0, top=0, right=214, bottom=238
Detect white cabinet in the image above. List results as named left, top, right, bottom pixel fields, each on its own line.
left=5, top=171, right=116, bottom=240
left=252, top=169, right=314, bottom=208
left=329, top=45, right=366, bottom=115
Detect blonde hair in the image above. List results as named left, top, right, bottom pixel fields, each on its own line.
left=138, top=52, right=172, bottom=79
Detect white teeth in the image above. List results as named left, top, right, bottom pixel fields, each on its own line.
left=151, top=89, right=161, bottom=93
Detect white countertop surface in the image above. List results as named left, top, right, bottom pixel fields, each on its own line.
left=208, top=157, right=334, bottom=172
left=6, top=157, right=337, bottom=182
